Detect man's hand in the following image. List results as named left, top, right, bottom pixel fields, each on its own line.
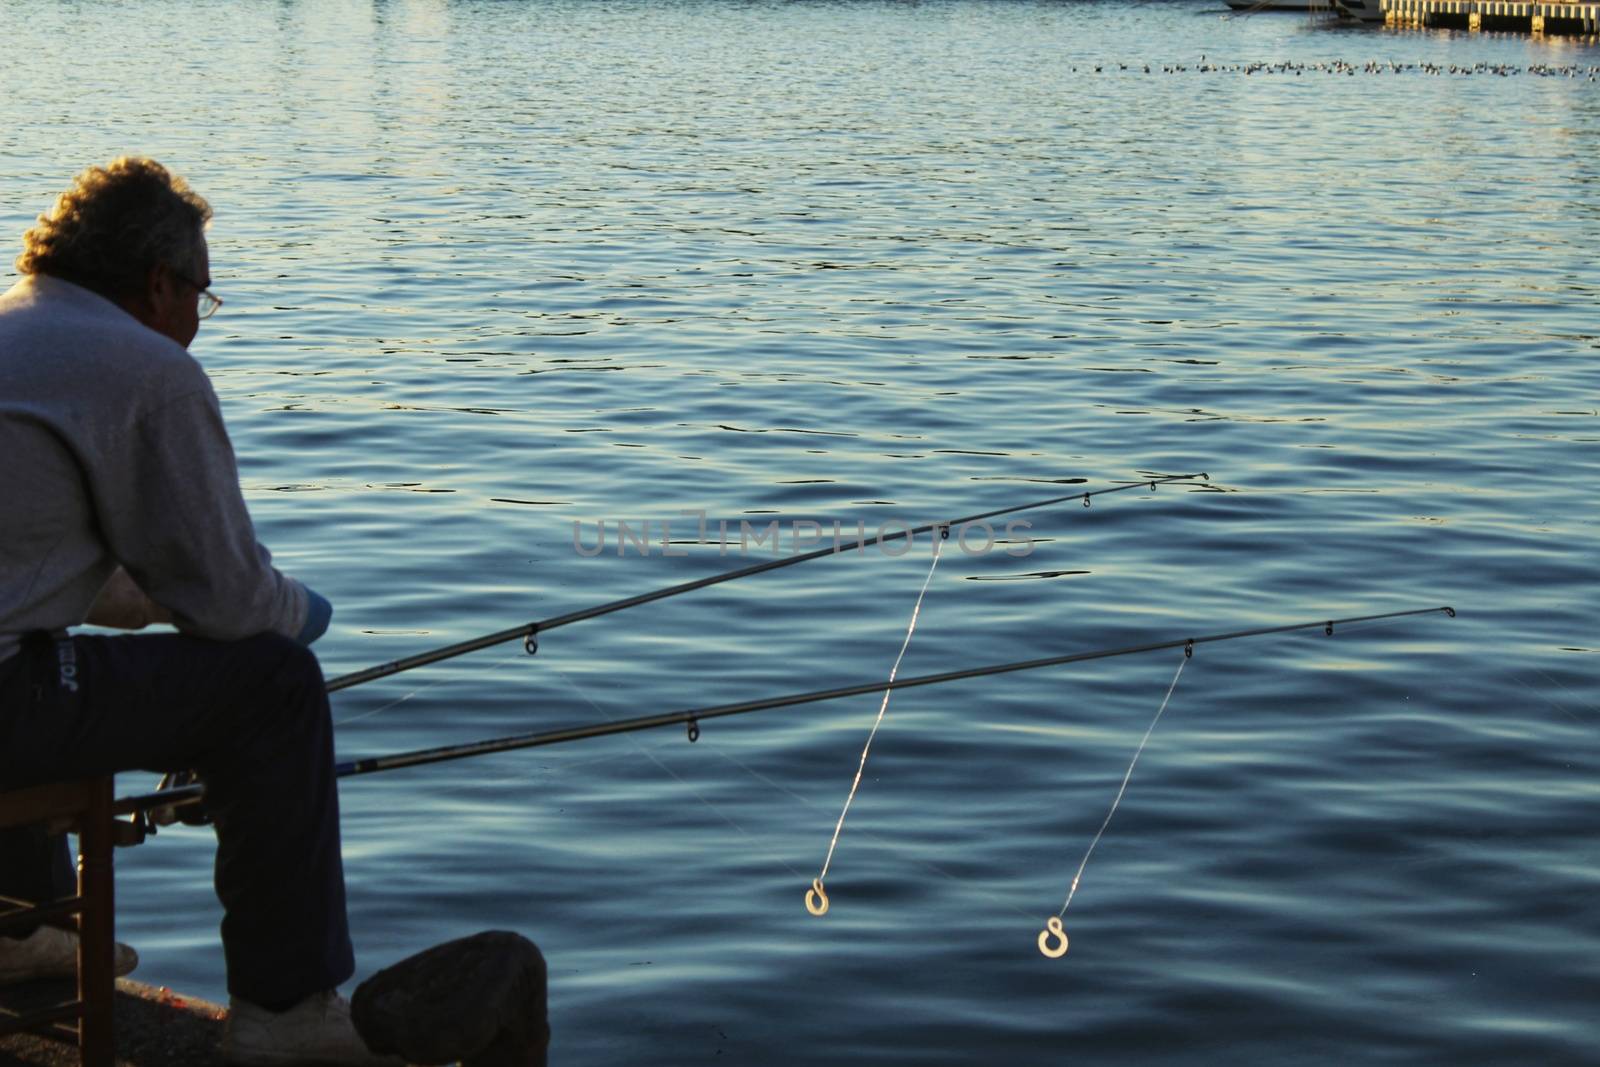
left=85, top=566, right=173, bottom=630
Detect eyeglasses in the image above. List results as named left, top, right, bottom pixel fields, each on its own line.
left=173, top=270, right=223, bottom=320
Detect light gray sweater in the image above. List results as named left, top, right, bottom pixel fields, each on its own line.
left=0, top=274, right=309, bottom=664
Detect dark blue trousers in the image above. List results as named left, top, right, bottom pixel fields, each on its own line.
left=0, top=630, right=355, bottom=1007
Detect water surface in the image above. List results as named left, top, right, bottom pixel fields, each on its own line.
left=1, top=2, right=1597, bottom=1063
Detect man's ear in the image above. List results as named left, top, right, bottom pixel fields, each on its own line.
left=119, top=263, right=168, bottom=329
left=145, top=261, right=177, bottom=304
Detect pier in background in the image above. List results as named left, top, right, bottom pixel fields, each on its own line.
left=1383, top=0, right=1600, bottom=34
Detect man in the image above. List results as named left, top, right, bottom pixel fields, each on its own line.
left=0, top=158, right=397, bottom=1066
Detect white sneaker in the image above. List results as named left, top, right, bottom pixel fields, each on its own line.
left=222, top=990, right=406, bottom=1066
left=0, top=924, right=138, bottom=985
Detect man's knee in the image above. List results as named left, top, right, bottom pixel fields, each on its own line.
left=192, top=633, right=333, bottom=777
left=226, top=632, right=330, bottom=730
left=242, top=631, right=323, bottom=685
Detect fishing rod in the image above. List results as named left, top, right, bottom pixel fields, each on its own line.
left=115, top=605, right=1454, bottom=817
left=324, top=472, right=1210, bottom=693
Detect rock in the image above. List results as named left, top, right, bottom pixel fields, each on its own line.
left=351, top=931, right=547, bottom=1067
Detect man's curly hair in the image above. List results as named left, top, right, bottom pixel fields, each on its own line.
left=16, top=157, right=212, bottom=301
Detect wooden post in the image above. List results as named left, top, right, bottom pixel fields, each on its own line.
left=77, top=777, right=115, bottom=1067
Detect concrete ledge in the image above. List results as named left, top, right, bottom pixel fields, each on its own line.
left=1, top=979, right=225, bottom=1067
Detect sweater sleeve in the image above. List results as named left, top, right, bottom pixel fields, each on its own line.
left=87, top=367, right=309, bottom=643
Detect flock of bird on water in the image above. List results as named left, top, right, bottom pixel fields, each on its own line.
left=1078, top=59, right=1600, bottom=77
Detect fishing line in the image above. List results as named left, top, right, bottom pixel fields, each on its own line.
left=1527, top=663, right=1598, bottom=710
left=115, top=607, right=1456, bottom=817
left=333, top=641, right=534, bottom=727
left=1525, top=666, right=1598, bottom=720
left=1037, top=654, right=1187, bottom=959
left=328, top=473, right=1203, bottom=723
left=545, top=662, right=813, bottom=885
left=807, top=529, right=946, bottom=917
left=704, top=742, right=1037, bottom=923
left=326, top=473, right=1209, bottom=692
left=1030, top=610, right=1457, bottom=959
left=1505, top=668, right=1594, bottom=727
left=1317, top=612, right=1591, bottom=725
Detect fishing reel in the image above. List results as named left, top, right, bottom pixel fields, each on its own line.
left=144, top=768, right=212, bottom=831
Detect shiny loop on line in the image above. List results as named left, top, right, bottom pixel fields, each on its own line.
left=686, top=719, right=700, bottom=743
left=1325, top=621, right=1334, bottom=636
left=523, top=632, right=539, bottom=655
left=1037, top=916, right=1068, bottom=958
left=1082, top=494, right=1091, bottom=508
left=806, top=878, right=830, bottom=916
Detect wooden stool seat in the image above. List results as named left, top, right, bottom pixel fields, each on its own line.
left=0, top=776, right=118, bottom=1066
